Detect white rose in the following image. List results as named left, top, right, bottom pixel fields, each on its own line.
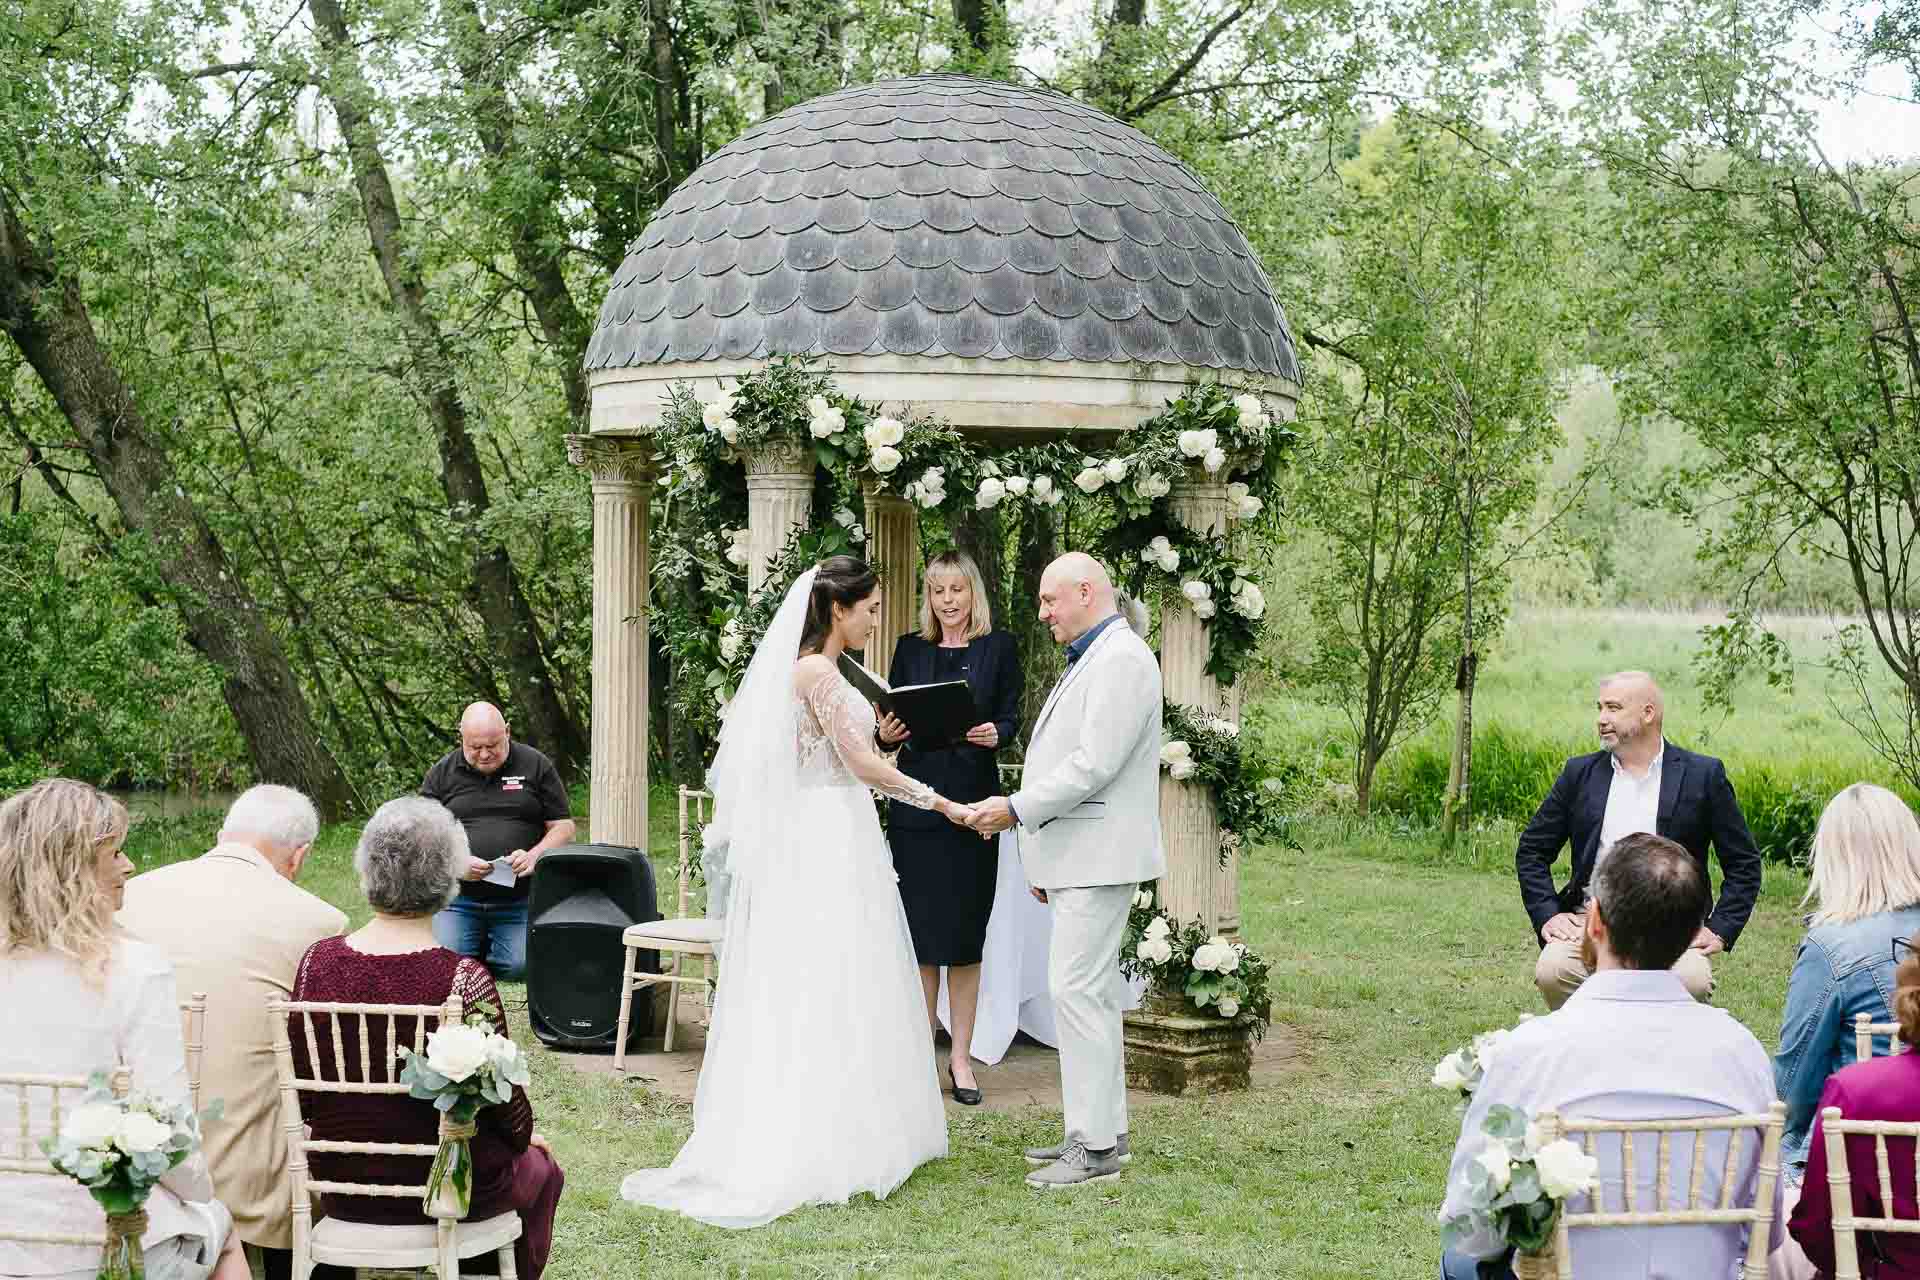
left=1192, top=942, right=1226, bottom=972
left=1145, top=915, right=1171, bottom=940
left=1226, top=482, right=1250, bottom=505
left=833, top=507, right=857, bottom=528
left=1205, top=935, right=1239, bottom=972
left=923, top=466, right=944, bottom=482
left=975, top=477, right=1006, bottom=509
left=1232, top=582, right=1266, bottom=620
left=1238, top=494, right=1263, bottom=519
left=1181, top=580, right=1211, bottom=604
left=701, top=393, right=736, bottom=430
left=809, top=408, right=843, bottom=439
left=1431, top=1050, right=1471, bottom=1090
left=1472, top=1140, right=1512, bottom=1193
left=1177, top=429, right=1208, bottom=458
left=869, top=444, right=902, bottom=473
left=717, top=417, right=740, bottom=444
left=1103, top=458, right=1130, bottom=483
left=1135, top=472, right=1170, bottom=500
left=1233, top=393, right=1266, bottom=429
left=1160, top=740, right=1192, bottom=766
left=63, top=1102, right=125, bottom=1151
left=1534, top=1138, right=1601, bottom=1200
left=423, top=1023, right=492, bottom=1082
left=1157, top=547, right=1180, bottom=572
left=865, top=416, right=905, bottom=448
left=1031, top=476, right=1057, bottom=504
left=1193, top=428, right=1218, bottom=454
left=914, top=483, right=945, bottom=509
left=1217, top=997, right=1241, bottom=1018
left=1074, top=467, right=1106, bottom=494
left=718, top=632, right=741, bottom=661
left=1193, top=600, right=1216, bottom=619
left=1132, top=889, right=1153, bottom=909
left=850, top=524, right=866, bottom=543
left=115, top=1111, right=173, bottom=1154
left=1170, top=758, right=1197, bottom=779
left=1203, top=447, right=1226, bottom=474
left=807, top=394, right=830, bottom=417
left=999, top=475, right=1028, bottom=497
left=1143, top=936, right=1173, bottom=964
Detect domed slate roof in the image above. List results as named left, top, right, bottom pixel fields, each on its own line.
left=585, top=75, right=1298, bottom=383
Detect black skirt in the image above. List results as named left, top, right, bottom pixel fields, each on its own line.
left=891, top=819, right=997, bottom=967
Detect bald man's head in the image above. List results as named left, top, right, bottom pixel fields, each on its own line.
left=1037, top=552, right=1117, bottom=645
left=459, top=702, right=511, bottom=774
left=1596, top=671, right=1664, bottom=759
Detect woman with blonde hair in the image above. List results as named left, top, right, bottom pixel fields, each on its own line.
left=1775, top=783, right=1920, bottom=1176
left=877, top=549, right=1023, bottom=1105
left=0, top=779, right=247, bottom=1280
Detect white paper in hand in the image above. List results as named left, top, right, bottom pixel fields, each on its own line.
left=483, top=857, right=517, bottom=888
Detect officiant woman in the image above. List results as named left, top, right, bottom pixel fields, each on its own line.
left=878, top=549, right=1023, bottom=1106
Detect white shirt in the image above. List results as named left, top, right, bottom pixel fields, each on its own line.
left=0, top=937, right=218, bottom=1277
left=1594, top=739, right=1664, bottom=881
left=1441, top=969, right=1782, bottom=1276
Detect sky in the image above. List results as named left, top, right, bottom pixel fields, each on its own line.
left=1011, top=0, right=1920, bottom=165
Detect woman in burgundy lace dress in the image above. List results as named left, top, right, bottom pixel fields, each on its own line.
left=289, top=797, right=564, bottom=1279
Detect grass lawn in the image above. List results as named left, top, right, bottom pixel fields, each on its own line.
left=125, top=802, right=1815, bottom=1279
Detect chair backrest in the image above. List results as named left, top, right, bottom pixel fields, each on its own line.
left=1855, top=1013, right=1907, bottom=1063
left=267, top=992, right=463, bottom=1232
left=1532, top=1102, right=1787, bottom=1280
left=0, top=1064, right=133, bottom=1247
left=180, top=993, right=207, bottom=1112
left=676, top=786, right=712, bottom=917
left=1819, top=1105, right=1920, bottom=1279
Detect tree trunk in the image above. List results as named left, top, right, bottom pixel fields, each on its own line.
left=0, top=194, right=357, bottom=817
left=311, top=0, right=588, bottom=779
left=1091, top=0, right=1149, bottom=110
left=951, top=0, right=1004, bottom=57
left=1440, top=652, right=1478, bottom=847
left=1355, top=745, right=1378, bottom=817
left=649, top=0, right=680, bottom=195
left=445, top=0, right=591, bottom=423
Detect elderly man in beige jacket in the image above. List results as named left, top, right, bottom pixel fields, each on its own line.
left=118, top=784, right=347, bottom=1280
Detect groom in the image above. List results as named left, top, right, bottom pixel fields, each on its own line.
left=969, top=552, right=1165, bottom=1189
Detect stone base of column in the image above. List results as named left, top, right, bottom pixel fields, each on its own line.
left=1123, top=990, right=1255, bottom=1095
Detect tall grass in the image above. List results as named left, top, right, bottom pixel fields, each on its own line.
left=1253, top=607, right=1919, bottom=864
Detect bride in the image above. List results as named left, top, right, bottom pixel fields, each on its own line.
left=620, top=556, right=978, bottom=1228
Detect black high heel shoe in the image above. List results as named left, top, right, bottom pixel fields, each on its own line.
left=947, top=1066, right=982, bottom=1107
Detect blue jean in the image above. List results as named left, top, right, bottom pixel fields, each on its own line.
left=1441, top=1250, right=1515, bottom=1280
left=432, top=895, right=529, bottom=981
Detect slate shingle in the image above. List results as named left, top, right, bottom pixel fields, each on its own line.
left=586, top=75, right=1297, bottom=380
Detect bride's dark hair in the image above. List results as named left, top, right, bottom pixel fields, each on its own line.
left=798, top=556, right=879, bottom=657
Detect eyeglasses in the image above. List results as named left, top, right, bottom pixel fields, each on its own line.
left=1893, top=937, right=1918, bottom=964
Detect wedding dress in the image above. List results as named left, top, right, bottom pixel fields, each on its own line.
left=619, top=569, right=948, bottom=1229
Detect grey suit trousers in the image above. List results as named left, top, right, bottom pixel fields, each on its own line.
left=1048, top=883, right=1133, bottom=1150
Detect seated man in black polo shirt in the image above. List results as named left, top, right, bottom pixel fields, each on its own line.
left=421, top=701, right=575, bottom=981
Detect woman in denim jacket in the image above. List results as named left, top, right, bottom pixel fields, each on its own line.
left=1775, top=783, right=1920, bottom=1175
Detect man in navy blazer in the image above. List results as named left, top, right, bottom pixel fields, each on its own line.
left=1516, top=671, right=1764, bottom=1009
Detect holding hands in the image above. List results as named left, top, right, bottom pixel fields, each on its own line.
left=966, top=795, right=1016, bottom=839
left=936, top=797, right=977, bottom=827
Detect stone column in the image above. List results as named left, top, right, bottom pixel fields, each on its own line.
left=566, top=435, right=655, bottom=850
left=862, top=480, right=920, bottom=677
left=1158, top=471, right=1239, bottom=937
left=743, top=439, right=815, bottom=593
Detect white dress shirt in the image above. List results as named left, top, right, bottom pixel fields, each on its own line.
left=0, top=937, right=222, bottom=1278
left=1593, top=740, right=1665, bottom=884
left=1441, top=968, right=1782, bottom=1276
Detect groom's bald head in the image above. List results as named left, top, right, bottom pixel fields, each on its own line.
left=1038, top=553, right=1117, bottom=645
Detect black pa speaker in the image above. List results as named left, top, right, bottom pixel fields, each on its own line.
left=526, top=844, right=660, bottom=1051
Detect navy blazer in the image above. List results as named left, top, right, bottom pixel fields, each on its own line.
left=1514, top=743, right=1764, bottom=950
left=886, top=630, right=1022, bottom=831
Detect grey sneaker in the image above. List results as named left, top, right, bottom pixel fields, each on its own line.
left=1025, top=1139, right=1122, bottom=1190
left=1025, top=1132, right=1130, bottom=1166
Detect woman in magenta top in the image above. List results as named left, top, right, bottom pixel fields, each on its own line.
left=1791, top=928, right=1920, bottom=1277
left=289, top=797, right=563, bottom=1279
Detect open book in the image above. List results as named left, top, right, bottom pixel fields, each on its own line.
left=837, top=653, right=980, bottom=745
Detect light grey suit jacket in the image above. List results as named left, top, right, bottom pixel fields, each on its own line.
left=1012, top=616, right=1167, bottom=890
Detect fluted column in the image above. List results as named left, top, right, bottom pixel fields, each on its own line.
left=744, top=439, right=815, bottom=593
left=862, top=480, right=920, bottom=676
left=567, top=435, right=654, bottom=849
left=1158, top=471, right=1239, bottom=937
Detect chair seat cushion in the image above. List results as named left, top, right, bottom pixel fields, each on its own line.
left=625, top=917, right=722, bottom=946
left=310, top=1211, right=522, bottom=1266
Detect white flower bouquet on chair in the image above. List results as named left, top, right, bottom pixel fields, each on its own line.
left=43, top=1070, right=215, bottom=1280
left=396, top=1008, right=530, bottom=1217
left=1440, top=1104, right=1601, bottom=1258
left=1431, top=1018, right=1534, bottom=1099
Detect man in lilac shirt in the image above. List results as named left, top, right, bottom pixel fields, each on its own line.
left=1441, top=833, right=1782, bottom=1279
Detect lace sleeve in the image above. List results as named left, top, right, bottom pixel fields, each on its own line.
left=799, top=668, right=940, bottom=809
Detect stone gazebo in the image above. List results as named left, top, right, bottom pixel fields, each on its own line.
left=569, top=74, right=1298, bottom=939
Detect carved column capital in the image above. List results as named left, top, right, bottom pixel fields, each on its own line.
left=566, top=434, right=656, bottom=488
left=743, top=437, right=814, bottom=486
